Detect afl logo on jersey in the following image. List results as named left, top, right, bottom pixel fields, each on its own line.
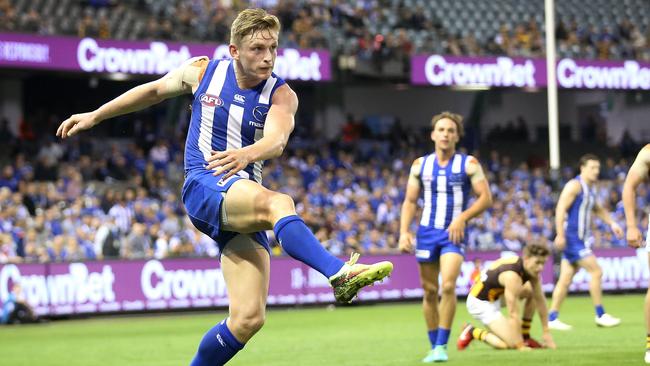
left=252, top=105, right=270, bottom=122
left=450, top=173, right=464, bottom=185
left=199, top=93, right=223, bottom=107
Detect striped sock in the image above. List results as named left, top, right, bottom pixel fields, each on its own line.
left=522, top=317, right=532, bottom=340
left=646, top=334, right=650, bottom=350
left=472, top=328, right=488, bottom=341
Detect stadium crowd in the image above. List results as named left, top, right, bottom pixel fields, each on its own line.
left=0, top=0, right=648, bottom=64
left=0, top=115, right=644, bottom=264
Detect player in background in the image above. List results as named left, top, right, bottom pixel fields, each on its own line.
left=399, top=111, right=492, bottom=363
left=456, top=243, right=556, bottom=351
left=548, top=154, right=623, bottom=330
left=622, top=144, right=650, bottom=364
left=57, top=8, right=393, bottom=366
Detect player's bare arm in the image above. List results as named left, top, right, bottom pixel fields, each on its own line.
left=554, top=180, right=581, bottom=251
left=57, top=56, right=209, bottom=139
left=206, top=84, right=298, bottom=179
left=501, top=271, right=525, bottom=349
left=531, top=277, right=556, bottom=349
left=623, top=144, right=650, bottom=247
left=399, top=158, right=422, bottom=253
left=593, top=202, right=623, bottom=238
left=447, top=156, right=492, bottom=244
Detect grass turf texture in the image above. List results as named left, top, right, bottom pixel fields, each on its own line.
left=0, top=294, right=644, bottom=365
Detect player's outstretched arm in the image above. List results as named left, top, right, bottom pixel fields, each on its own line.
left=623, top=144, right=650, bottom=247
left=207, top=84, right=298, bottom=179
left=57, top=56, right=208, bottom=139
left=447, top=156, right=492, bottom=244
left=531, top=277, right=556, bottom=349
left=553, top=180, right=580, bottom=251
left=398, top=158, right=422, bottom=253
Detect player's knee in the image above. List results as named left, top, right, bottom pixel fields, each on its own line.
left=270, top=193, right=295, bottom=215
left=440, top=281, right=456, bottom=296
left=558, top=275, right=572, bottom=288
left=258, top=192, right=295, bottom=224
left=590, top=267, right=603, bottom=280
left=253, top=191, right=295, bottom=225
left=505, top=339, right=519, bottom=349
left=231, top=312, right=266, bottom=337
left=422, top=283, right=439, bottom=302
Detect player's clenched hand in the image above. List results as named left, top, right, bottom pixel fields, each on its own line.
left=56, top=112, right=100, bottom=139
left=398, top=232, right=415, bottom=253
left=447, top=217, right=466, bottom=244
left=610, top=221, right=624, bottom=239
left=543, top=331, right=556, bottom=349
left=206, top=149, right=252, bottom=180
left=553, top=234, right=566, bottom=251
left=626, top=226, right=643, bottom=248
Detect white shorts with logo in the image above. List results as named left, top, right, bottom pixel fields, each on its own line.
left=466, top=294, right=503, bottom=325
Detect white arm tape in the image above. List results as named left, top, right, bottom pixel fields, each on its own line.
left=164, top=56, right=209, bottom=94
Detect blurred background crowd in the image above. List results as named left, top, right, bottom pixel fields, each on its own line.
left=0, top=0, right=648, bottom=263
left=0, top=113, right=645, bottom=264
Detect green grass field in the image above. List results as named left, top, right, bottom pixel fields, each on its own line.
left=0, top=294, right=645, bottom=366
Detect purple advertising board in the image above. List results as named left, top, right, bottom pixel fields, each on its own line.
left=0, top=249, right=643, bottom=316
left=569, top=247, right=647, bottom=291
left=0, top=33, right=331, bottom=81
left=411, top=54, right=650, bottom=90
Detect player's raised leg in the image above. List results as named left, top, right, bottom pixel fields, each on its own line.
left=578, top=255, right=621, bottom=327
left=419, top=262, right=440, bottom=362
left=223, top=179, right=393, bottom=303
left=548, top=259, right=576, bottom=330
left=190, top=245, right=269, bottom=366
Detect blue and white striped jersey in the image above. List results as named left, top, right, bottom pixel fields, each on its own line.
left=184, top=59, right=286, bottom=183
left=566, top=176, right=596, bottom=240
left=419, top=153, right=472, bottom=229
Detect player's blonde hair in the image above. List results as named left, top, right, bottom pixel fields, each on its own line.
left=431, top=111, right=465, bottom=139
left=230, top=8, right=281, bottom=46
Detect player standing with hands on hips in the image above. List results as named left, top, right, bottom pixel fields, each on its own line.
left=57, top=8, right=393, bottom=365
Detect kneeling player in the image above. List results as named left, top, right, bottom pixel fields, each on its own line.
left=457, top=243, right=556, bottom=350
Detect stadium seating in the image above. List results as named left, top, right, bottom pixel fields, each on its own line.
left=0, top=0, right=648, bottom=61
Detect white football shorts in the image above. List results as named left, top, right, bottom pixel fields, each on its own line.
left=466, top=294, right=503, bottom=326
